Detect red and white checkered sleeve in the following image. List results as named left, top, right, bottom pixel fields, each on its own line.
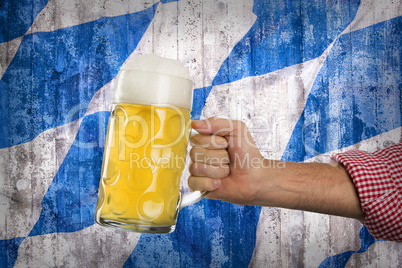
left=333, top=143, right=402, bottom=242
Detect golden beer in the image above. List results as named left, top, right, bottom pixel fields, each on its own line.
left=95, top=103, right=191, bottom=232
left=94, top=54, right=205, bottom=233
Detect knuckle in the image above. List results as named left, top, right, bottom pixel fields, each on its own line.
left=209, top=165, right=229, bottom=179
left=190, top=134, right=202, bottom=145
left=193, top=136, right=209, bottom=148
left=190, top=147, right=203, bottom=161
left=219, top=149, right=229, bottom=158
left=191, top=134, right=207, bottom=144
left=189, top=176, right=215, bottom=192
left=191, top=162, right=208, bottom=177
left=187, top=176, right=197, bottom=191
left=211, top=136, right=227, bottom=148
left=189, top=148, right=195, bottom=159
left=216, top=150, right=230, bottom=165
left=189, top=162, right=198, bottom=175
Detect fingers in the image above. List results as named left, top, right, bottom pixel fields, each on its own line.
left=189, top=162, right=230, bottom=179
left=188, top=176, right=222, bottom=192
left=191, top=117, right=244, bottom=136
left=190, top=134, right=228, bottom=149
left=190, top=147, right=230, bottom=165
left=189, top=117, right=240, bottom=194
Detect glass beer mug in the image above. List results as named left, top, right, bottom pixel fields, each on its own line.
left=95, top=54, right=206, bottom=233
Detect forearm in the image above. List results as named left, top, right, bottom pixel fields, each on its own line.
left=254, top=160, right=365, bottom=221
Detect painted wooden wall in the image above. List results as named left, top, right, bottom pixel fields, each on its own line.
left=1, top=0, right=401, bottom=267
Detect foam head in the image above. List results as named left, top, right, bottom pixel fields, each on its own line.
left=113, top=54, right=193, bottom=110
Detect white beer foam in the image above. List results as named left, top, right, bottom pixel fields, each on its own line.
left=122, top=54, right=192, bottom=81
left=113, top=54, right=193, bottom=110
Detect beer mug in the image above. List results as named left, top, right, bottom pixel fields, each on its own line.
left=95, top=54, right=206, bottom=233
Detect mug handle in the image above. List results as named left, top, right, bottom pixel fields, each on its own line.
left=179, top=128, right=208, bottom=210
left=179, top=190, right=208, bottom=209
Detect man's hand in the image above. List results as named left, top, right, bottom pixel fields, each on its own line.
left=188, top=117, right=365, bottom=221
left=188, top=117, right=270, bottom=205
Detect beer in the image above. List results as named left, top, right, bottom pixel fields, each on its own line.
left=95, top=54, right=205, bottom=233
left=96, top=103, right=191, bottom=230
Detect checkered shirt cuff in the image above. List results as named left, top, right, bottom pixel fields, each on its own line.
left=334, top=143, right=402, bottom=242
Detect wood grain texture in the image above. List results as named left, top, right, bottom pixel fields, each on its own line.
left=0, top=0, right=401, bottom=267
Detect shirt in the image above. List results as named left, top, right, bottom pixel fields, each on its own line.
left=334, top=143, right=402, bottom=242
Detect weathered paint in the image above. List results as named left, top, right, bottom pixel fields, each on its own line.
left=1, top=0, right=401, bottom=267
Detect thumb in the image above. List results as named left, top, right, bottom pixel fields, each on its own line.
left=191, top=117, right=239, bottom=137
